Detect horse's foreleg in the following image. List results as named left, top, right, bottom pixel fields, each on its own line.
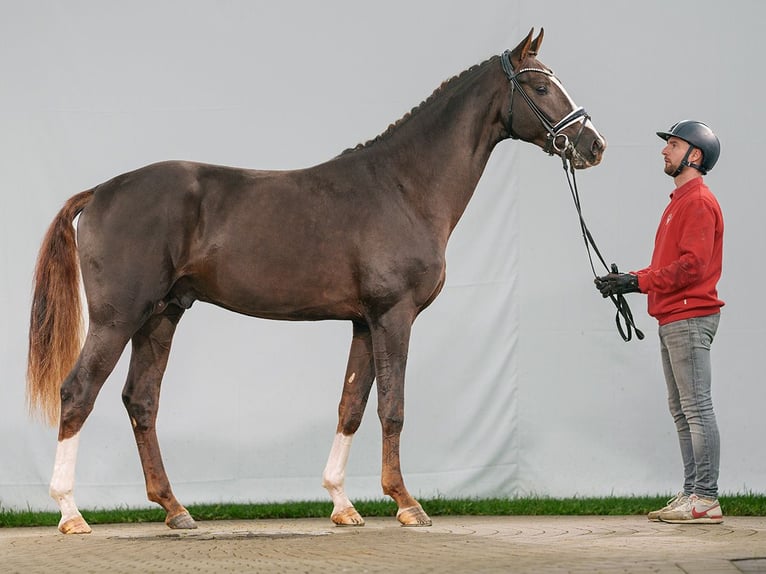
left=122, top=306, right=195, bottom=529
left=382, top=433, right=431, bottom=526
left=51, top=328, right=131, bottom=534
left=323, top=434, right=361, bottom=525
left=371, top=308, right=432, bottom=527
left=323, top=322, right=375, bottom=526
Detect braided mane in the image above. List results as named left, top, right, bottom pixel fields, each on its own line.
left=340, top=55, right=499, bottom=155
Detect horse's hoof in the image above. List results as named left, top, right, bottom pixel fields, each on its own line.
left=59, top=515, right=92, bottom=534
left=166, top=510, right=197, bottom=530
left=397, top=505, right=432, bottom=527
left=331, top=506, right=365, bottom=526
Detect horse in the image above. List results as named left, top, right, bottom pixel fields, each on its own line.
left=27, top=28, right=605, bottom=534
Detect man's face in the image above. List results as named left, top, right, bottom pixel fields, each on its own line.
left=662, top=136, right=693, bottom=176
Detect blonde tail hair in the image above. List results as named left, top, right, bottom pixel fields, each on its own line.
left=27, top=190, right=94, bottom=426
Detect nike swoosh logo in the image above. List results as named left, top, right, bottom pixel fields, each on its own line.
left=691, top=504, right=719, bottom=519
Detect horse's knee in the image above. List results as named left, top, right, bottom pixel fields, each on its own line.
left=122, top=395, right=158, bottom=432
left=338, top=408, right=364, bottom=435
left=377, top=388, right=405, bottom=432
left=339, top=420, right=360, bottom=436
left=378, top=411, right=404, bottom=436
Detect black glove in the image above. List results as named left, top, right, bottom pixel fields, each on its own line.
left=594, top=273, right=640, bottom=298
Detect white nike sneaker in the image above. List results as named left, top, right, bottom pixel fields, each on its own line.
left=647, top=492, right=688, bottom=522
left=659, top=493, right=724, bottom=524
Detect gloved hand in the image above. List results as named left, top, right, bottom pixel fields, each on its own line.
left=594, top=273, right=640, bottom=298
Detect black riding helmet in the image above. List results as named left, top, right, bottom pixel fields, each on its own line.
left=657, top=120, right=720, bottom=176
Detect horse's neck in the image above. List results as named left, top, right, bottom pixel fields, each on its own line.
left=377, top=61, right=507, bottom=233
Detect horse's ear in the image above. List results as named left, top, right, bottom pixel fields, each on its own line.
left=529, top=27, right=544, bottom=56
left=510, top=28, right=535, bottom=67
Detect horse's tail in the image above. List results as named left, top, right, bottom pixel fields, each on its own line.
left=27, top=189, right=95, bottom=426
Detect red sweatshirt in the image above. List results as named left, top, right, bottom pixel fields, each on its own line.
left=634, top=177, right=724, bottom=326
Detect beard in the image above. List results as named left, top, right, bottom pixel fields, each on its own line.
left=663, top=160, right=678, bottom=177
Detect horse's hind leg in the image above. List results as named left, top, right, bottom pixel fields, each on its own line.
left=122, top=304, right=196, bottom=529
left=51, top=327, right=132, bottom=534
left=322, top=321, right=375, bottom=526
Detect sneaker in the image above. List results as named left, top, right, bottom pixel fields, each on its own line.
left=647, top=492, right=689, bottom=522
left=658, top=493, right=724, bottom=524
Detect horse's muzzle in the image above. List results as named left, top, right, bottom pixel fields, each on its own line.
left=570, top=132, right=606, bottom=169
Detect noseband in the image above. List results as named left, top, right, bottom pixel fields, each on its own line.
left=500, top=50, right=589, bottom=157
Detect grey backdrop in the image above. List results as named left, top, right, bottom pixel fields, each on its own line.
left=2, top=1, right=764, bottom=512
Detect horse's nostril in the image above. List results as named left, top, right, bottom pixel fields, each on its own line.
left=592, top=137, right=606, bottom=154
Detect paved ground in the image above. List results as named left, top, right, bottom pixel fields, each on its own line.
left=2, top=515, right=766, bottom=573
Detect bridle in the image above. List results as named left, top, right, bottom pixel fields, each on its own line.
left=500, top=50, right=644, bottom=342
left=500, top=50, right=589, bottom=158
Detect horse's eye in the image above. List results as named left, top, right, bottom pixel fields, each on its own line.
left=535, top=85, right=548, bottom=95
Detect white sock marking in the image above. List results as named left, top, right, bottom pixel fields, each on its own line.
left=49, top=433, right=83, bottom=527
left=322, top=433, right=354, bottom=514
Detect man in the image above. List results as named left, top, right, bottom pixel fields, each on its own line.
left=595, top=120, right=724, bottom=524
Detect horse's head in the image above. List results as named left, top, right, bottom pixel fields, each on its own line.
left=502, top=28, right=606, bottom=169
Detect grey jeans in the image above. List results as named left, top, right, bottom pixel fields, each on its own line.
left=658, top=313, right=721, bottom=500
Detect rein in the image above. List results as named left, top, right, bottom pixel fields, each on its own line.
left=562, top=158, right=644, bottom=342
left=500, top=50, right=644, bottom=342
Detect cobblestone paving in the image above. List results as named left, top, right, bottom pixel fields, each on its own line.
left=2, top=515, right=766, bottom=573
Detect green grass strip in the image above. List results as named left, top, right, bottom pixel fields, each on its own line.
left=2, top=494, right=765, bottom=528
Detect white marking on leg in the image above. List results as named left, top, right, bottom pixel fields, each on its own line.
left=49, top=433, right=84, bottom=528
left=322, top=433, right=354, bottom=514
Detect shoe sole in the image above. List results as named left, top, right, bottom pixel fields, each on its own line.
left=660, top=517, right=724, bottom=524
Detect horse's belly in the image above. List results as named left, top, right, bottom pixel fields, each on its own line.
left=187, top=258, right=363, bottom=321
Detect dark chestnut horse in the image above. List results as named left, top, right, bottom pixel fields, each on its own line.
left=28, top=28, right=605, bottom=534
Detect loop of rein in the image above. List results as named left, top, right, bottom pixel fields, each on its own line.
left=500, top=50, right=643, bottom=342
left=562, top=156, right=644, bottom=342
